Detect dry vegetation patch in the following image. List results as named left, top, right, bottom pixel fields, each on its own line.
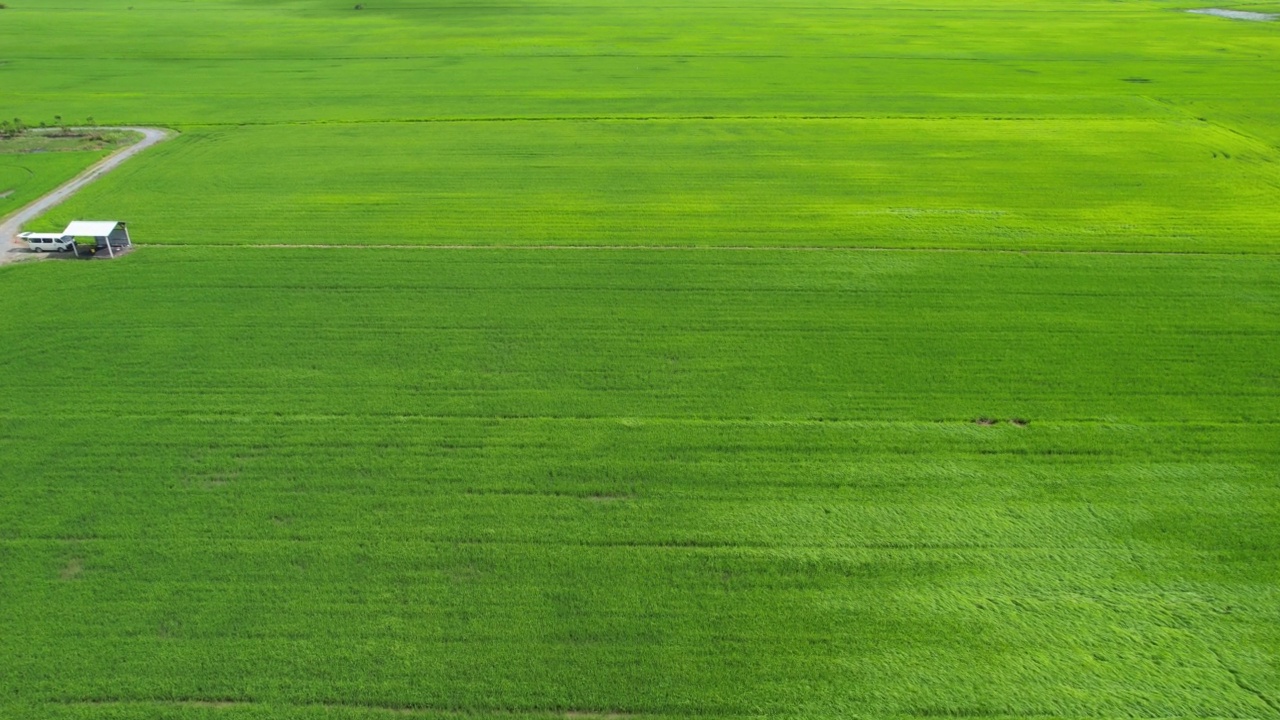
left=0, top=128, right=141, bottom=155
left=59, top=558, right=83, bottom=580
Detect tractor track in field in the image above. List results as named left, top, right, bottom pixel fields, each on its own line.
left=0, top=127, right=173, bottom=267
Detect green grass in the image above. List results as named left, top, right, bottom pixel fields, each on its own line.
left=0, top=130, right=139, bottom=218
left=1, top=0, right=1279, bottom=717
left=0, top=149, right=113, bottom=218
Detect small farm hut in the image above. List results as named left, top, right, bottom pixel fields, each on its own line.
left=62, top=220, right=132, bottom=258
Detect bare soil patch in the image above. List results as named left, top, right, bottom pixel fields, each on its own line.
left=60, top=558, right=83, bottom=580
left=974, top=417, right=999, bottom=427
left=584, top=494, right=632, bottom=503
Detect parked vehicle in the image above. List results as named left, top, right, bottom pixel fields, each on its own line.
left=18, top=233, right=76, bottom=252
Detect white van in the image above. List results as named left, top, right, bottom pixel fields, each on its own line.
left=19, top=233, right=76, bottom=252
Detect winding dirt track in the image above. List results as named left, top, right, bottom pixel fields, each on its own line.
left=0, top=127, right=173, bottom=266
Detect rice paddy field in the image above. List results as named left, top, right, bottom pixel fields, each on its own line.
left=1, top=1, right=1278, bottom=718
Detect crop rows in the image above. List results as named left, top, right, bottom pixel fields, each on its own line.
left=1, top=248, right=1277, bottom=717
left=2, top=0, right=1278, bottom=716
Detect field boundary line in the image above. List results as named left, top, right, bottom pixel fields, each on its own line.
left=2, top=411, right=1275, bottom=427
left=141, top=243, right=1280, bottom=258
left=0, top=127, right=175, bottom=266
left=35, top=697, right=1263, bottom=720
left=178, top=113, right=1179, bottom=127
left=57, top=699, right=650, bottom=718
left=57, top=698, right=682, bottom=718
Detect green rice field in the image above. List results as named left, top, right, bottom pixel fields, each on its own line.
left=1, top=1, right=1278, bottom=718
left=34, top=117, right=1280, bottom=251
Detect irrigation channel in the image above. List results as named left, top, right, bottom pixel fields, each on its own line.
left=0, top=127, right=173, bottom=266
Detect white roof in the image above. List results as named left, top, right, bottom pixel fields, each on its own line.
left=20, top=233, right=70, bottom=240
left=63, top=220, right=122, bottom=237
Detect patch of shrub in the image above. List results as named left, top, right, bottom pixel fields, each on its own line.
left=0, top=118, right=27, bottom=138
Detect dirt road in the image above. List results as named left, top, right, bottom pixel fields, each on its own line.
left=0, top=127, right=173, bottom=266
